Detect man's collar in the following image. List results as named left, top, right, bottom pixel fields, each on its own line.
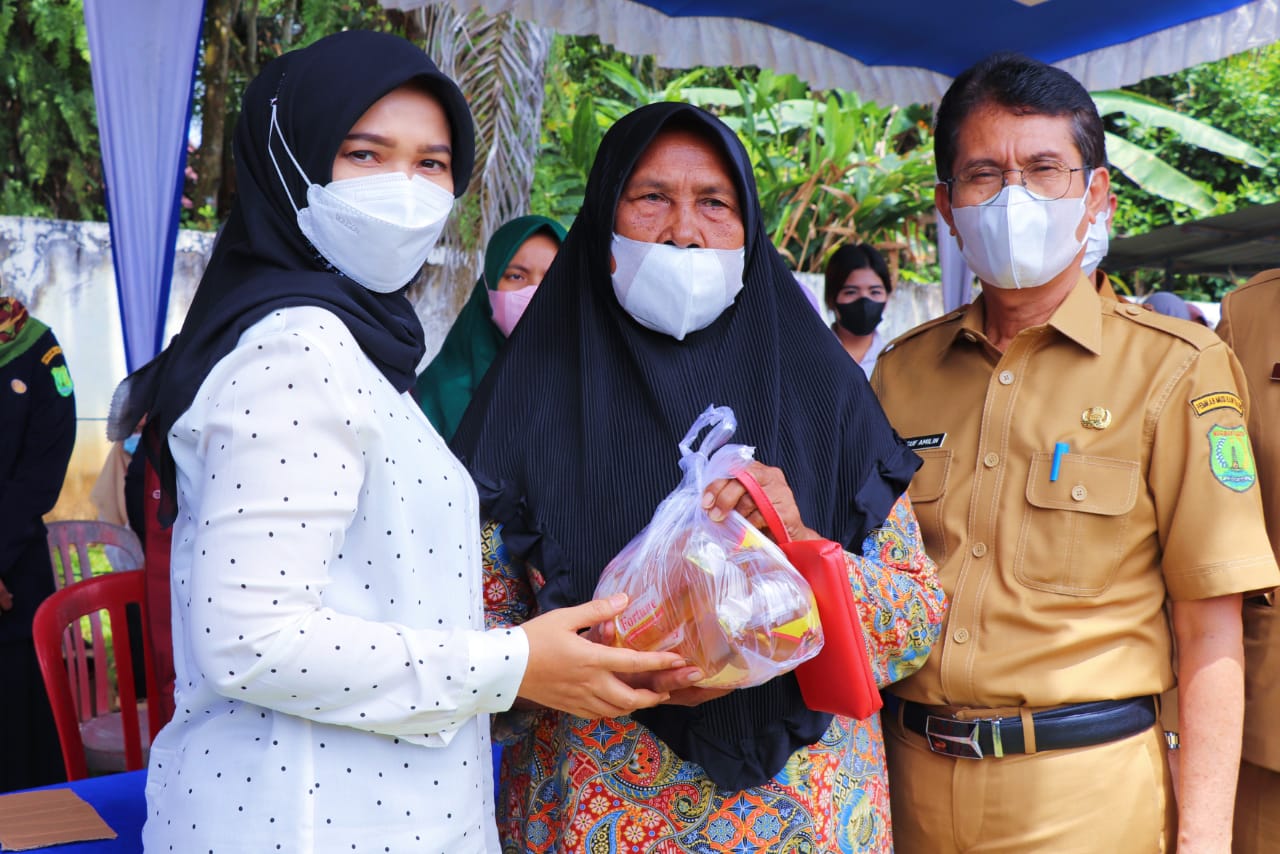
left=946, top=274, right=1102, bottom=355
left=1047, top=274, right=1103, bottom=355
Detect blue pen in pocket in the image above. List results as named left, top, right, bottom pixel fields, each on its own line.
left=1050, top=442, right=1069, bottom=482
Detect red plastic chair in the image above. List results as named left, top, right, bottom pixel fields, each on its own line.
left=32, top=570, right=162, bottom=780
left=46, top=520, right=144, bottom=590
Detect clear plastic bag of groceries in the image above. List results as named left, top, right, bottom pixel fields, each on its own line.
left=592, top=405, right=824, bottom=689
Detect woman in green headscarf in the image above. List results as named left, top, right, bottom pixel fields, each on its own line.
left=415, top=215, right=566, bottom=439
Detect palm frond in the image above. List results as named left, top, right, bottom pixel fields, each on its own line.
left=406, top=4, right=551, bottom=359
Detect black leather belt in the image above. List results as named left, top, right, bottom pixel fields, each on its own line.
left=898, top=696, right=1157, bottom=759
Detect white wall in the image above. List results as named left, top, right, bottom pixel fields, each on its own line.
left=0, top=215, right=215, bottom=518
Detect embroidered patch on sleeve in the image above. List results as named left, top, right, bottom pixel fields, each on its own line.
left=40, top=345, right=62, bottom=365
left=1190, top=391, right=1243, bottom=417
left=50, top=364, right=74, bottom=397
left=1208, top=424, right=1256, bottom=492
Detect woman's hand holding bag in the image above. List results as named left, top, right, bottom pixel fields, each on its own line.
left=732, top=468, right=884, bottom=720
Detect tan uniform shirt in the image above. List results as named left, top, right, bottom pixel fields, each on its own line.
left=872, top=275, right=1278, bottom=708
left=1217, top=268, right=1280, bottom=771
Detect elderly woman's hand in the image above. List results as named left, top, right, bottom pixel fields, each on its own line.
left=607, top=663, right=733, bottom=707
left=700, top=461, right=819, bottom=542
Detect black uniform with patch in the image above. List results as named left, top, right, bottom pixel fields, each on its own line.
left=1, top=325, right=75, bottom=790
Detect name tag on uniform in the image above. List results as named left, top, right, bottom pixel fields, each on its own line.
left=905, top=433, right=947, bottom=450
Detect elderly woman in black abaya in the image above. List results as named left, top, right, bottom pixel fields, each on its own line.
left=108, top=31, right=680, bottom=853
left=453, top=103, right=946, bottom=852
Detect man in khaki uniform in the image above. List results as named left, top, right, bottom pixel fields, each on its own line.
left=1218, top=269, right=1280, bottom=853
left=872, top=53, right=1279, bottom=853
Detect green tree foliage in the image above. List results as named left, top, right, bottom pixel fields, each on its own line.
left=0, top=0, right=103, bottom=220
left=1103, top=45, right=1280, bottom=297
left=187, top=0, right=403, bottom=229
left=0, top=0, right=403, bottom=227
left=1097, top=90, right=1267, bottom=213
left=1116, top=44, right=1280, bottom=227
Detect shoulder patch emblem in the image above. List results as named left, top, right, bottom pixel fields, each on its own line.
left=1191, top=391, right=1243, bottom=417
left=1208, top=424, right=1256, bottom=492
left=50, top=364, right=74, bottom=397
left=40, top=345, right=62, bottom=365
left=10, top=378, right=27, bottom=394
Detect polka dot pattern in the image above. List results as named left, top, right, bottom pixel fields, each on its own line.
left=143, top=308, right=528, bottom=852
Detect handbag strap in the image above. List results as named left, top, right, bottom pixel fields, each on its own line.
left=733, top=468, right=794, bottom=545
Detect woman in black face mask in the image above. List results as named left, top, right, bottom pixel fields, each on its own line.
left=825, top=243, right=893, bottom=378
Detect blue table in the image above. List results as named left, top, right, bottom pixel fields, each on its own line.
left=23, top=771, right=145, bottom=853
left=12, top=746, right=500, bottom=850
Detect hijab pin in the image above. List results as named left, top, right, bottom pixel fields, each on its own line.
left=1081, top=406, right=1112, bottom=430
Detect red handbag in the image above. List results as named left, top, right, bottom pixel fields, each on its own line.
left=734, top=470, right=883, bottom=720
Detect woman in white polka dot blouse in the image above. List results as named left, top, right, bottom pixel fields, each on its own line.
left=108, top=31, right=682, bottom=854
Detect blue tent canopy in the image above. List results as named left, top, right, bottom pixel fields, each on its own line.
left=385, top=0, right=1280, bottom=105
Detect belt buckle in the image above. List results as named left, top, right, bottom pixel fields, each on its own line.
left=924, top=714, right=984, bottom=759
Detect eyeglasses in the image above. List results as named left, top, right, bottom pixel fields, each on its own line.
left=944, top=160, right=1092, bottom=207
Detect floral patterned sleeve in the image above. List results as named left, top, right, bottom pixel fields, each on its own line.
left=481, top=519, right=547, bottom=744
left=481, top=519, right=538, bottom=630
left=847, top=493, right=946, bottom=688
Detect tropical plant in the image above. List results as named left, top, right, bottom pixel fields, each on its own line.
left=530, top=43, right=711, bottom=225
left=412, top=4, right=551, bottom=317
left=712, top=78, right=936, bottom=273
left=1095, top=90, right=1268, bottom=214
left=1097, top=45, right=1278, bottom=297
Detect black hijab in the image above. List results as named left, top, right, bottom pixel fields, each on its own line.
left=109, top=30, right=474, bottom=523
left=451, top=102, right=919, bottom=788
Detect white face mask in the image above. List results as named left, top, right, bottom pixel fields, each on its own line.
left=268, top=101, right=454, bottom=293
left=951, top=183, right=1090, bottom=290
left=487, top=285, right=537, bottom=337
left=610, top=234, right=746, bottom=340
left=1080, top=207, right=1110, bottom=276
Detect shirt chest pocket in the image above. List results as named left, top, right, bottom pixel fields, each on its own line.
left=1015, top=453, right=1140, bottom=596
left=906, top=448, right=952, bottom=565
